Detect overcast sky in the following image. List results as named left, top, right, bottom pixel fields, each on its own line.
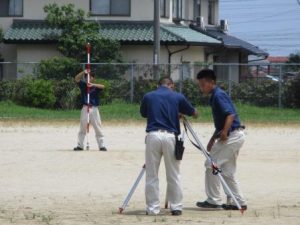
left=219, top=0, right=300, bottom=56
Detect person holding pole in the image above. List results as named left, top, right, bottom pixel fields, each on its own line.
left=195, top=69, right=247, bottom=210
left=73, top=69, right=107, bottom=151
left=140, top=77, right=197, bottom=216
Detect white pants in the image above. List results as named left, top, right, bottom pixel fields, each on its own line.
left=77, top=106, right=105, bottom=149
left=205, top=130, right=246, bottom=206
left=145, top=131, right=182, bottom=215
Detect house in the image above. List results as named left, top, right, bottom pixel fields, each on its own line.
left=266, top=56, right=289, bottom=64
left=0, top=0, right=268, bottom=81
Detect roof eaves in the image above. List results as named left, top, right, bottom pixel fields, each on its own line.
left=190, top=24, right=268, bottom=56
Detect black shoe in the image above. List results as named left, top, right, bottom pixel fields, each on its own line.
left=222, top=204, right=247, bottom=211
left=73, top=146, right=83, bottom=151
left=99, top=147, right=107, bottom=151
left=171, top=210, right=182, bottom=216
left=196, top=201, right=223, bottom=210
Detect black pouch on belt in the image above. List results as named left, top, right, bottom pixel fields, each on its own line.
left=175, top=135, right=185, bottom=160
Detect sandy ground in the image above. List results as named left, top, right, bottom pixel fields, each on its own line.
left=0, top=121, right=299, bottom=225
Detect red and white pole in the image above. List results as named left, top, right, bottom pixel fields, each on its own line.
left=86, top=43, right=91, bottom=150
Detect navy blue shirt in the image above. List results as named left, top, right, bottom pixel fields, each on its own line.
left=140, top=86, right=195, bottom=135
left=78, top=80, right=102, bottom=106
left=210, top=86, right=241, bottom=133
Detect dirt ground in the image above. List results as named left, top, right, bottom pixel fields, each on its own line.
left=0, top=121, right=299, bottom=225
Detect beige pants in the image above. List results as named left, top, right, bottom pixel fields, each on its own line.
left=77, top=106, right=105, bottom=149
left=145, top=131, right=182, bottom=215
left=205, top=130, right=246, bottom=206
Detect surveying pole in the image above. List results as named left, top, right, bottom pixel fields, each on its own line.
left=153, top=0, right=160, bottom=79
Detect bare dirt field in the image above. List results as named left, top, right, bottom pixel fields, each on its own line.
left=0, top=121, right=299, bottom=225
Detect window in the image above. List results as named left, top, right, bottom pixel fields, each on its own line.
left=90, top=0, right=130, bottom=16
left=208, top=0, right=215, bottom=25
left=193, top=0, right=201, bottom=20
left=160, top=0, right=166, bottom=17
left=0, top=0, right=23, bottom=17
left=172, top=0, right=182, bottom=19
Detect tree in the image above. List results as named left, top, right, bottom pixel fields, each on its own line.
left=287, top=52, right=300, bottom=64
left=287, top=51, right=300, bottom=72
left=0, top=27, right=3, bottom=59
left=0, top=27, right=3, bottom=42
left=44, top=3, right=122, bottom=64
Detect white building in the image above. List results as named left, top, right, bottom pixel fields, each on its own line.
left=0, top=0, right=268, bottom=80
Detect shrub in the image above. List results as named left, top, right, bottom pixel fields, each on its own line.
left=178, top=79, right=209, bottom=106
left=109, top=79, right=131, bottom=102
left=284, top=77, right=300, bottom=108
left=37, top=57, right=81, bottom=80
left=52, top=79, right=81, bottom=109
left=13, top=77, right=56, bottom=108
left=0, top=80, right=16, bottom=101
left=133, top=78, right=157, bottom=103
left=230, top=80, right=279, bottom=107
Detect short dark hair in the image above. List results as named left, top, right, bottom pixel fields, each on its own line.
left=158, top=77, right=174, bottom=86
left=197, top=69, right=216, bottom=81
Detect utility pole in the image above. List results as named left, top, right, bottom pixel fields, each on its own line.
left=153, top=0, right=160, bottom=79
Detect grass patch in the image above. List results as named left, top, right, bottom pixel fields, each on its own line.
left=0, top=101, right=299, bottom=124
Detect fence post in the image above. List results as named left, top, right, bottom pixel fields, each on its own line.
left=228, top=65, right=232, bottom=97
left=130, top=63, right=134, bottom=103
left=278, top=64, right=283, bottom=108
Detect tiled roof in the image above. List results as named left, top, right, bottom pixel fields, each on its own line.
left=191, top=25, right=268, bottom=56
left=161, top=24, right=221, bottom=44
left=4, top=20, right=221, bottom=45
left=4, top=20, right=61, bottom=42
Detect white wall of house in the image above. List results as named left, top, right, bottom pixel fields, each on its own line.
left=16, top=44, right=61, bottom=78
left=121, top=44, right=205, bottom=64
left=120, top=44, right=205, bottom=79
left=9, top=43, right=205, bottom=79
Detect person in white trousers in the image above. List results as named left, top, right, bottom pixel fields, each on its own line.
left=196, top=69, right=247, bottom=211
left=73, top=70, right=107, bottom=151
left=140, top=77, right=197, bottom=216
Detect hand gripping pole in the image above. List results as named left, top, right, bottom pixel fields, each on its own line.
left=182, top=117, right=245, bottom=214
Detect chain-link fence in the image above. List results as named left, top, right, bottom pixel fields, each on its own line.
left=0, top=62, right=300, bottom=108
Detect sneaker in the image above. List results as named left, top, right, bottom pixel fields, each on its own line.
left=73, top=146, right=83, bottom=151
left=222, top=204, right=247, bottom=211
left=171, top=210, right=182, bottom=216
left=196, top=201, right=223, bottom=210
left=99, top=147, right=107, bottom=151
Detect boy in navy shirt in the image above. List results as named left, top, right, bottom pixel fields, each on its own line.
left=73, top=70, right=107, bottom=151
left=196, top=69, right=247, bottom=211
left=140, top=77, right=197, bottom=216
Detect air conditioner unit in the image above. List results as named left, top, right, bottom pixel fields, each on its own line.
left=196, top=16, right=205, bottom=30
left=220, top=19, right=229, bottom=32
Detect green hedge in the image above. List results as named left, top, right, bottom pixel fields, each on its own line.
left=3, top=76, right=56, bottom=108
left=1, top=77, right=300, bottom=109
